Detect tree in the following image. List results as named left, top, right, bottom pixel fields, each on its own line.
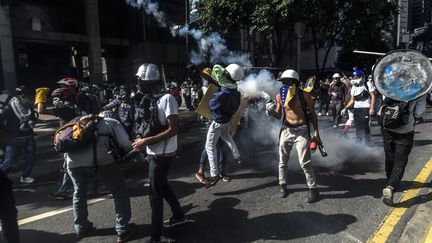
left=336, top=0, right=398, bottom=73
left=197, top=0, right=299, bottom=67
left=410, top=23, right=432, bottom=57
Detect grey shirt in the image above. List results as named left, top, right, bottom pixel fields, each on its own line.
left=67, top=117, right=132, bottom=169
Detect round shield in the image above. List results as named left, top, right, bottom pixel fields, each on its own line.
left=372, top=49, right=432, bottom=101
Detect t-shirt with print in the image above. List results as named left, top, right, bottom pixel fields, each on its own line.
left=146, top=94, right=178, bottom=155
left=351, top=81, right=376, bottom=108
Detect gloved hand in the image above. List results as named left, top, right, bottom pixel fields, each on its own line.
left=34, top=87, right=50, bottom=105
left=331, top=92, right=337, bottom=98
left=341, top=109, right=347, bottom=116
left=265, top=99, right=276, bottom=116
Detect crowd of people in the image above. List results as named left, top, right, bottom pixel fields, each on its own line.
left=0, top=62, right=431, bottom=243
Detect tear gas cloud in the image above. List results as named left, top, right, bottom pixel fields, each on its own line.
left=238, top=69, right=281, bottom=100
left=126, top=0, right=252, bottom=67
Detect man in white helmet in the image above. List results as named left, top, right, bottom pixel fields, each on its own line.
left=265, top=69, right=320, bottom=203
left=132, top=63, right=186, bottom=242
left=328, top=72, right=349, bottom=128
left=205, top=63, right=244, bottom=189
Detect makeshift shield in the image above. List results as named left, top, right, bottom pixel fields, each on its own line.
left=372, top=49, right=432, bottom=102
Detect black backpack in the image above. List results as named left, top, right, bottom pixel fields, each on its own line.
left=378, top=98, right=411, bottom=129
left=135, top=94, right=168, bottom=139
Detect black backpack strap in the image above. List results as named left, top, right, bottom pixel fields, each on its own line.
left=297, top=88, right=311, bottom=139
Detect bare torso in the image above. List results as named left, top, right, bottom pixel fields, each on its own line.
left=276, top=94, right=306, bottom=126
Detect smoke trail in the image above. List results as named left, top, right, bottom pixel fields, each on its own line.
left=126, top=1, right=252, bottom=67
left=238, top=69, right=281, bottom=99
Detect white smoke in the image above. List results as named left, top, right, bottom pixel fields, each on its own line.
left=238, top=69, right=281, bottom=100
left=126, top=0, right=252, bottom=67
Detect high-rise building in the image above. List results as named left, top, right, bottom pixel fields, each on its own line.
left=411, top=0, right=432, bottom=30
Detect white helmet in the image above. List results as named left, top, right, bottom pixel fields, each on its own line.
left=135, top=63, right=160, bottom=81
left=225, top=64, right=245, bottom=81
left=278, top=69, right=299, bottom=81
left=332, top=73, right=341, bottom=78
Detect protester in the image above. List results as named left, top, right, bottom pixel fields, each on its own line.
left=36, top=78, right=80, bottom=200
left=132, top=63, right=186, bottom=243
left=0, top=170, right=20, bottom=243
left=0, top=86, right=38, bottom=184
left=266, top=69, right=320, bottom=203
left=181, top=80, right=193, bottom=111
left=379, top=95, right=426, bottom=206
left=328, top=73, right=349, bottom=128
left=204, top=64, right=244, bottom=189
left=318, top=78, right=330, bottom=116
left=66, top=113, right=135, bottom=242
left=341, top=70, right=376, bottom=144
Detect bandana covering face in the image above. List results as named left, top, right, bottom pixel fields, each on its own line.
left=280, top=84, right=297, bottom=107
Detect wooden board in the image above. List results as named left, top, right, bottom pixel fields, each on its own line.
left=196, top=83, right=219, bottom=120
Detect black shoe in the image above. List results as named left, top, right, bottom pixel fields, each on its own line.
left=205, top=176, right=220, bottom=189
left=279, top=184, right=288, bottom=198
left=306, top=188, right=320, bottom=203
left=117, top=224, right=136, bottom=243
left=163, top=216, right=187, bottom=228
left=382, top=186, right=394, bottom=206
left=75, top=224, right=96, bottom=239
left=49, top=192, right=69, bottom=200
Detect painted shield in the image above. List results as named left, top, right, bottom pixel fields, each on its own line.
left=372, top=49, right=432, bottom=101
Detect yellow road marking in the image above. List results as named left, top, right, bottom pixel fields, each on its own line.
left=18, top=197, right=107, bottom=226
left=423, top=223, right=432, bottom=243
left=367, top=157, right=432, bottom=243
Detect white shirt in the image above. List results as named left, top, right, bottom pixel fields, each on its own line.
left=146, top=94, right=178, bottom=155
left=351, top=81, right=376, bottom=108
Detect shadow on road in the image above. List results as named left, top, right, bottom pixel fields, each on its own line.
left=168, top=197, right=357, bottom=243
left=19, top=229, right=75, bottom=243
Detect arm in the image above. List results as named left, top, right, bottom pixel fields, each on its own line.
left=272, top=94, right=282, bottom=119
left=343, top=96, right=355, bottom=110
left=369, top=91, right=376, bottom=115
left=37, top=103, right=55, bottom=116
left=304, top=92, right=319, bottom=139
left=112, top=122, right=132, bottom=151
left=132, top=115, right=178, bottom=150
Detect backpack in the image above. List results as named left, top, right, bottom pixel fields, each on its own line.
left=377, top=98, right=411, bottom=129
left=134, top=95, right=168, bottom=139
left=53, top=114, right=99, bottom=153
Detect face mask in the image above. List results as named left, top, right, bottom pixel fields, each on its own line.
left=351, top=78, right=364, bottom=86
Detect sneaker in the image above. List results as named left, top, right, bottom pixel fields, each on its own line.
left=306, top=188, right=320, bottom=203
left=205, top=176, right=220, bottom=189
left=195, top=172, right=209, bottom=184
left=163, top=216, right=187, bottom=228
left=49, top=192, right=68, bottom=200
left=20, top=176, right=34, bottom=184
left=318, top=112, right=322, bottom=116
left=326, top=112, right=329, bottom=116
left=234, top=157, right=243, bottom=165
left=279, top=184, right=288, bottom=198
left=75, top=224, right=96, bottom=239
left=382, top=186, right=394, bottom=206
left=117, top=224, right=136, bottom=243
left=220, top=174, right=231, bottom=182
left=332, top=125, right=337, bottom=128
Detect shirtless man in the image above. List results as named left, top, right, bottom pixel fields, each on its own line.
left=266, top=69, right=320, bottom=203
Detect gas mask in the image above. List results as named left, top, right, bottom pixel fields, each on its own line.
left=351, top=78, right=364, bottom=87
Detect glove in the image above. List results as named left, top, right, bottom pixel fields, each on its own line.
left=265, top=99, right=276, bottom=116
left=34, top=87, right=50, bottom=105
left=331, top=92, right=337, bottom=97
left=341, top=109, right=347, bottom=116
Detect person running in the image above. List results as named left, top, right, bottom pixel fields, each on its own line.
left=204, top=64, right=244, bottom=189
left=341, top=70, right=376, bottom=144
left=266, top=69, right=321, bottom=203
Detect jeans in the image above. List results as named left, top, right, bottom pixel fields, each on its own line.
left=205, top=121, right=240, bottom=177
left=354, top=108, right=370, bottom=144
left=68, top=163, right=131, bottom=235
left=0, top=170, right=20, bottom=243
left=57, top=158, right=71, bottom=195
left=278, top=126, right=317, bottom=188
left=0, top=136, right=36, bottom=178
left=382, top=129, right=414, bottom=190
left=199, top=140, right=224, bottom=171
left=148, top=155, right=184, bottom=241
left=319, top=95, right=329, bottom=113
left=331, top=100, right=343, bottom=126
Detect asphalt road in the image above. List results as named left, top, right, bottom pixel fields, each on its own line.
left=3, top=107, right=432, bottom=243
